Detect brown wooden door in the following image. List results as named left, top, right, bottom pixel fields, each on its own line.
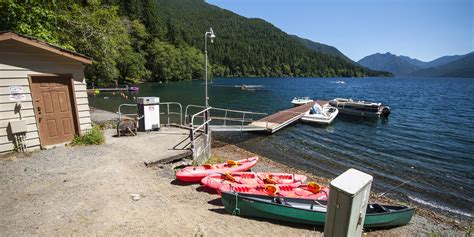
left=30, top=76, right=77, bottom=146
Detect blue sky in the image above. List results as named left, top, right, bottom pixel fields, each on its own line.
left=206, top=0, right=473, bottom=62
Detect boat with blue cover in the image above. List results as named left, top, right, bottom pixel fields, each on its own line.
left=301, top=101, right=339, bottom=124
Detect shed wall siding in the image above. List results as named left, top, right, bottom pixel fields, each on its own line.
left=0, top=40, right=91, bottom=153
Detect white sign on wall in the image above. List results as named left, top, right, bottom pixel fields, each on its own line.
left=9, top=94, right=26, bottom=101
left=9, top=86, right=24, bottom=94
left=9, top=86, right=26, bottom=101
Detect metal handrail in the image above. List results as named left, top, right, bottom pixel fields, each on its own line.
left=185, top=104, right=269, bottom=129
left=162, top=102, right=183, bottom=125
left=190, top=107, right=212, bottom=129
left=117, top=102, right=183, bottom=126
left=209, top=117, right=254, bottom=123
left=185, top=104, right=205, bottom=124
left=185, top=104, right=268, bottom=120
left=189, top=107, right=212, bottom=158
left=118, top=104, right=138, bottom=120
left=212, top=107, right=268, bottom=115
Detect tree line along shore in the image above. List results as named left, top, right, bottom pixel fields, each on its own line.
left=0, top=0, right=391, bottom=87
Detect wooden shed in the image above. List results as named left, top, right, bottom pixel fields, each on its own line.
left=0, top=31, right=93, bottom=153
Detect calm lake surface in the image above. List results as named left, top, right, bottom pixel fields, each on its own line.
left=89, top=77, right=474, bottom=218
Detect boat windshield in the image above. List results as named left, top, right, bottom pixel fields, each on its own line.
left=310, top=104, right=323, bottom=115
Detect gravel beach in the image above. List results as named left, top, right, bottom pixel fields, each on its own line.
left=0, top=129, right=468, bottom=236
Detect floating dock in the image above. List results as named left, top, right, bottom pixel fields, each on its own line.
left=249, top=100, right=328, bottom=133
left=206, top=101, right=328, bottom=133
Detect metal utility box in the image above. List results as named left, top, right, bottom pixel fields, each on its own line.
left=324, top=168, right=373, bottom=237
left=9, top=120, right=27, bottom=134
left=137, top=97, right=160, bottom=131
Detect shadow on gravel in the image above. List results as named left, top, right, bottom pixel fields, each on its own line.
left=196, top=186, right=218, bottom=194
left=207, top=198, right=223, bottom=206
left=363, top=226, right=403, bottom=232
left=170, top=179, right=196, bottom=186
left=208, top=208, right=229, bottom=215
left=208, top=209, right=324, bottom=231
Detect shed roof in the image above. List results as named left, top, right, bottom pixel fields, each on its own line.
left=0, top=31, right=92, bottom=65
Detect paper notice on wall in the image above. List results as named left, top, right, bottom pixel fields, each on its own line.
left=9, top=94, right=26, bottom=101
left=9, top=86, right=24, bottom=94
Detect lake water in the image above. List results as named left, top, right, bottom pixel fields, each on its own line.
left=88, top=77, right=474, bottom=218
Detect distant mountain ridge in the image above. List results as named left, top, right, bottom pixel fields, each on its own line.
left=411, top=53, right=474, bottom=78
left=290, top=35, right=354, bottom=63
left=423, top=55, right=466, bottom=68
left=358, top=52, right=473, bottom=77
left=358, top=52, right=422, bottom=76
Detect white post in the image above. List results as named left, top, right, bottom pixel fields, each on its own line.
left=324, top=168, right=373, bottom=237
left=204, top=32, right=208, bottom=108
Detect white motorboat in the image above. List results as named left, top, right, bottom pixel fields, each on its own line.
left=301, top=102, right=339, bottom=124
left=329, top=98, right=390, bottom=117
left=291, top=97, right=313, bottom=106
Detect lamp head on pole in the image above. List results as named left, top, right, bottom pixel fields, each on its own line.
left=208, top=27, right=216, bottom=43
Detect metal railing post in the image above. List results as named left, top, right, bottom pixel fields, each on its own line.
left=189, top=123, right=195, bottom=154
left=118, top=103, right=139, bottom=120
left=167, top=103, right=170, bottom=125
left=185, top=104, right=268, bottom=131
left=204, top=110, right=209, bottom=134
left=178, top=104, right=183, bottom=125
left=223, top=110, right=228, bottom=126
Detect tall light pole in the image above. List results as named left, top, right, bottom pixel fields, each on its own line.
left=204, top=27, right=215, bottom=108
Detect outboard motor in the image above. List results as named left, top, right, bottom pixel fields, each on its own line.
left=380, top=106, right=391, bottom=117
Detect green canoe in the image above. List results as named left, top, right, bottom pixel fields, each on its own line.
left=221, top=191, right=415, bottom=228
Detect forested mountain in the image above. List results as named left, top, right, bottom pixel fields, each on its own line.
left=411, top=53, right=474, bottom=78
left=125, top=0, right=388, bottom=78
left=1, top=0, right=390, bottom=85
left=359, top=52, right=473, bottom=77
left=290, top=35, right=354, bottom=63
left=358, top=52, right=422, bottom=76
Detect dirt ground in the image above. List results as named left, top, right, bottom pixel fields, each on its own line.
left=0, top=130, right=467, bottom=236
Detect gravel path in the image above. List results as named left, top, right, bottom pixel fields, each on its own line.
left=0, top=130, right=318, bottom=236
left=89, top=107, right=120, bottom=123
left=0, top=132, right=465, bottom=236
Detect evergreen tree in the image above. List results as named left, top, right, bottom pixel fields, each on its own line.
left=0, top=0, right=391, bottom=86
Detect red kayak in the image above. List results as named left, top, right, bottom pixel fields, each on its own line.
left=202, top=172, right=307, bottom=191
left=220, top=182, right=329, bottom=200
left=176, top=157, right=259, bottom=182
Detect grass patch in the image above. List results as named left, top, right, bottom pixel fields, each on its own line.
left=189, top=155, right=227, bottom=166
left=70, top=126, right=105, bottom=146
left=94, top=120, right=117, bottom=129
left=205, top=155, right=227, bottom=164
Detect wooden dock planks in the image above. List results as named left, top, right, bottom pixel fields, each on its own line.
left=251, top=101, right=319, bottom=133
left=208, top=100, right=329, bottom=133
